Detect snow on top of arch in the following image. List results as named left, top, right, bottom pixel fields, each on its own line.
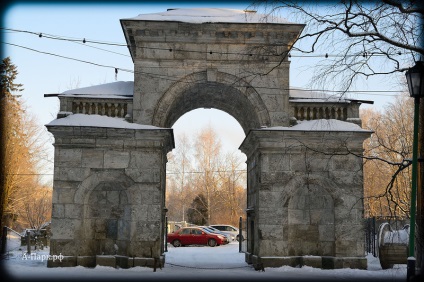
left=261, top=119, right=371, bottom=132
left=46, top=114, right=162, bottom=130
left=124, top=8, right=291, bottom=24
left=60, top=81, right=133, bottom=98
left=289, top=88, right=351, bottom=103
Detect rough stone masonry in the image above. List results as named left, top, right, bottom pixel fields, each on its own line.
left=46, top=8, right=371, bottom=269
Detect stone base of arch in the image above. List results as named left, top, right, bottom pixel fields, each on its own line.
left=248, top=255, right=367, bottom=269
left=240, top=128, right=371, bottom=270
left=47, top=121, right=370, bottom=270
left=47, top=254, right=165, bottom=268
left=46, top=124, right=174, bottom=268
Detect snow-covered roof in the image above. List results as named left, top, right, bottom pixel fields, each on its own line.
left=260, top=119, right=372, bottom=132
left=289, top=88, right=374, bottom=104
left=46, top=114, right=163, bottom=130
left=289, top=88, right=351, bottom=103
left=59, top=81, right=133, bottom=98
left=123, top=8, right=291, bottom=24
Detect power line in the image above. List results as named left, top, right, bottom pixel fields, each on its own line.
left=1, top=28, right=127, bottom=46
left=1, top=27, right=406, bottom=59
left=2, top=41, right=405, bottom=96
left=4, top=40, right=404, bottom=96
left=2, top=41, right=134, bottom=73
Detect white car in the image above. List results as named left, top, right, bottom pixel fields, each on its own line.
left=209, top=224, right=246, bottom=241
left=198, top=226, right=232, bottom=243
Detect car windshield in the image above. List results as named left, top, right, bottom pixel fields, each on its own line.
left=199, top=227, right=213, bottom=234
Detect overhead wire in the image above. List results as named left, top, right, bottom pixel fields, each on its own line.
left=3, top=41, right=404, bottom=97
left=1, top=27, right=406, bottom=96
left=1, top=27, right=406, bottom=58
left=2, top=41, right=134, bottom=74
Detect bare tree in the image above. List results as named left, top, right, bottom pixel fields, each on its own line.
left=362, top=93, right=414, bottom=218
left=250, top=0, right=423, bottom=91
left=16, top=185, right=52, bottom=230
left=193, top=125, right=222, bottom=225
left=166, top=125, right=247, bottom=226
left=1, top=57, right=53, bottom=232
left=166, top=133, right=195, bottom=221
left=217, top=152, right=247, bottom=226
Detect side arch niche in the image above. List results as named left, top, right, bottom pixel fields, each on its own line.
left=74, top=169, right=135, bottom=256
left=287, top=182, right=335, bottom=256
left=152, top=70, right=271, bottom=133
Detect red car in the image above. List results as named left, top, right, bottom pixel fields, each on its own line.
left=167, top=227, right=226, bottom=247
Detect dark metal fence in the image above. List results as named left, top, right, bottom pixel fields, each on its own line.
left=365, top=217, right=377, bottom=257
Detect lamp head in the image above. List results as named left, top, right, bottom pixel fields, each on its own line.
left=406, top=61, right=424, bottom=98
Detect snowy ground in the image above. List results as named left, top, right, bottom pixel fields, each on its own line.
left=1, top=234, right=408, bottom=282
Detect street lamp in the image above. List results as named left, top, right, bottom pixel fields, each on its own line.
left=406, top=60, right=424, bottom=281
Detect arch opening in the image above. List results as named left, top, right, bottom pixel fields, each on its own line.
left=165, top=109, right=247, bottom=248
left=152, top=71, right=270, bottom=134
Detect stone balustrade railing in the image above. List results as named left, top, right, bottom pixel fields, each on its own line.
left=290, top=100, right=361, bottom=123
left=293, top=105, right=348, bottom=121
left=57, top=96, right=361, bottom=126
left=73, top=100, right=126, bottom=117
left=58, top=96, right=133, bottom=120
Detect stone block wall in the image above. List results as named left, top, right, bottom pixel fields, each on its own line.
left=240, top=129, right=371, bottom=269
left=46, top=124, right=173, bottom=266
left=120, top=18, right=304, bottom=131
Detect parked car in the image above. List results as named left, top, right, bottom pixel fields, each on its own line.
left=198, top=226, right=231, bottom=244
left=209, top=224, right=246, bottom=241
left=167, top=227, right=226, bottom=247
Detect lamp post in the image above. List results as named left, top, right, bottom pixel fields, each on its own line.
left=406, top=60, right=424, bottom=281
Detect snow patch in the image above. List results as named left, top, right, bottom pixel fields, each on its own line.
left=60, top=81, right=133, bottom=97
left=46, top=114, right=164, bottom=130
left=124, top=8, right=291, bottom=24
left=383, top=227, right=409, bottom=244
left=262, top=119, right=371, bottom=132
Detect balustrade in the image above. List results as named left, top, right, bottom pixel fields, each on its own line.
left=293, top=104, right=348, bottom=121
left=72, top=99, right=129, bottom=118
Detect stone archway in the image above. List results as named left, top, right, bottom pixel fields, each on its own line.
left=46, top=8, right=371, bottom=270
left=152, top=70, right=271, bottom=133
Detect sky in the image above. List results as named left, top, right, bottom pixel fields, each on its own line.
left=1, top=0, right=408, bottom=184
left=1, top=233, right=408, bottom=282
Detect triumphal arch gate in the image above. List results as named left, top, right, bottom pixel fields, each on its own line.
left=46, top=8, right=370, bottom=269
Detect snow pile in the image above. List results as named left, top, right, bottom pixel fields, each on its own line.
left=124, top=8, right=291, bottom=24
left=2, top=240, right=407, bottom=281
left=262, top=119, right=371, bottom=132
left=5, top=233, right=22, bottom=252
left=383, top=227, right=409, bottom=244
left=46, top=114, right=164, bottom=130
left=60, top=81, right=133, bottom=98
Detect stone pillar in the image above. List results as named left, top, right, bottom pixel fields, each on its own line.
left=239, top=127, right=371, bottom=269
left=46, top=124, right=173, bottom=267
